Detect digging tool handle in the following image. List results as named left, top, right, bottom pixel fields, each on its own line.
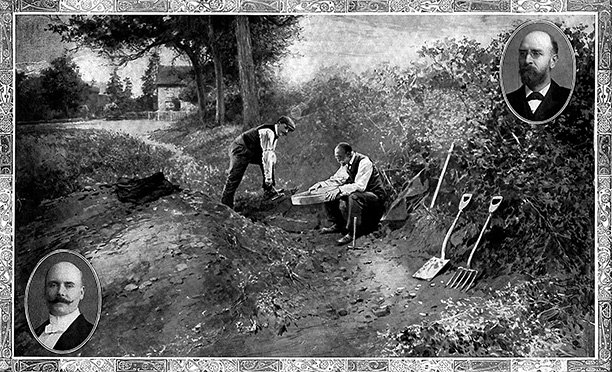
left=466, top=196, right=503, bottom=266
left=440, top=193, right=472, bottom=260
left=429, top=143, right=454, bottom=209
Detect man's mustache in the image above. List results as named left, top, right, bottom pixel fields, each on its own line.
left=520, top=66, right=537, bottom=74
left=49, top=297, right=72, bottom=305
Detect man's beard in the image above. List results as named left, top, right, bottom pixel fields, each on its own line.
left=520, top=66, right=548, bottom=89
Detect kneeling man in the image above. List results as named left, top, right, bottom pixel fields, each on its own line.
left=310, top=142, right=386, bottom=245
left=35, top=261, right=94, bottom=351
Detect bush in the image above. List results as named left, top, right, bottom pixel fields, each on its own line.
left=376, top=23, right=595, bottom=357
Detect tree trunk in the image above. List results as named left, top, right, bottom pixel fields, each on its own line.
left=191, top=60, right=208, bottom=126
left=235, top=16, right=260, bottom=130
left=208, top=17, right=225, bottom=127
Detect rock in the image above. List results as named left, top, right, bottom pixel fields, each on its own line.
left=419, top=312, right=428, bottom=317
left=124, top=283, right=139, bottom=292
left=139, top=280, right=152, bottom=289
left=373, top=306, right=390, bottom=317
left=176, top=263, right=188, bottom=272
left=408, top=292, right=417, bottom=298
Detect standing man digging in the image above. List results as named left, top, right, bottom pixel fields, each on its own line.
left=221, top=116, right=296, bottom=209
left=309, top=142, right=387, bottom=245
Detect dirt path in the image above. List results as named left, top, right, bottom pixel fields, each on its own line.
left=15, top=120, right=477, bottom=357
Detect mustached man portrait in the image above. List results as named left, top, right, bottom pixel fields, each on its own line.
left=25, top=250, right=100, bottom=354
left=501, top=21, right=575, bottom=124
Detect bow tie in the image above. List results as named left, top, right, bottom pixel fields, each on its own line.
left=44, top=323, right=67, bottom=334
left=527, top=92, right=545, bottom=101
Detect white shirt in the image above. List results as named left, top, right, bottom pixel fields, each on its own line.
left=38, top=309, right=81, bottom=349
left=317, top=153, right=374, bottom=196
left=258, top=125, right=278, bottom=184
left=525, top=82, right=551, bottom=113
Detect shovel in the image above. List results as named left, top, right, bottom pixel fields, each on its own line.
left=447, top=195, right=503, bottom=291
left=413, top=193, right=473, bottom=281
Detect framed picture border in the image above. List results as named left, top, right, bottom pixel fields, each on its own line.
left=3, top=2, right=611, bottom=372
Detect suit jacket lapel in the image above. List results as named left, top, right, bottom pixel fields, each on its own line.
left=516, top=89, right=535, bottom=120
left=54, top=314, right=87, bottom=350
left=533, top=81, right=558, bottom=120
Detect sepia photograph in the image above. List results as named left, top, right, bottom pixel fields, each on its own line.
left=12, top=11, right=600, bottom=363
left=24, top=249, right=100, bottom=354
left=501, top=20, right=576, bottom=124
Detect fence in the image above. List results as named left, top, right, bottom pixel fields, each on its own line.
left=147, top=111, right=190, bottom=122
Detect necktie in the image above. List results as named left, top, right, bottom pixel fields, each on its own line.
left=44, top=323, right=66, bottom=334
left=527, top=92, right=545, bottom=101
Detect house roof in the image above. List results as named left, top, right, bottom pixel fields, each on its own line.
left=156, top=65, right=193, bottom=87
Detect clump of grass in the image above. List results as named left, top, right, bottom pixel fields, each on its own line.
left=381, top=277, right=594, bottom=357
left=16, top=127, right=174, bottom=206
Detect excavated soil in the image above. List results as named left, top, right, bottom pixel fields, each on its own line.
left=14, top=121, right=494, bottom=357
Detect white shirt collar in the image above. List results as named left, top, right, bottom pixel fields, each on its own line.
left=524, top=82, right=551, bottom=98
left=47, top=309, right=80, bottom=332
left=348, top=152, right=357, bottom=166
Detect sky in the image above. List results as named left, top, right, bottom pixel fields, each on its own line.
left=278, top=14, right=595, bottom=84
left=15, top=14, right=595, bottom=96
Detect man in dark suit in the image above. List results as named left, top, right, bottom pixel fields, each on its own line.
left=309, top=142, right=387, bottom=246
left=506, top=30, right=571, bottom=122
left=34, top=261, right=94, bottom=352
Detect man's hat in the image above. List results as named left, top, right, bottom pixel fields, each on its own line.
left=278, top=116, right=296, bottom=131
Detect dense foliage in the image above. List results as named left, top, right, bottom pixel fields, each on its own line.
left=275, top=23, right=594, bottom=279
left=50, top=15, right=301, bottom=126
left=16, top=56, right=91, bottom=122
left=259, top=23, right=595, bottom=357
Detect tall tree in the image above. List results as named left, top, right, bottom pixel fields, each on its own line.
left=49, top=15, right=301, bottom=126
left=105, top=68, right=123, bottom=104
left=16, top=72, right=47, bottom=122
left=40, top=55, right=87, bottom=118
left=122, top=76, right=134, bottom=112
left=207, top=16, right=225, bottom=126
left=141, top=51, right=160, bottom=111
left=235, top=16, right=260, bottom=130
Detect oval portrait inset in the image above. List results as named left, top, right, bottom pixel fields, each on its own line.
left=500, top=20, right=576, bottom=124
left=25, top=249, right=101, bottom=354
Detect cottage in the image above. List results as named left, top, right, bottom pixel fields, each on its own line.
left=156, top=65, right=196, bottom=112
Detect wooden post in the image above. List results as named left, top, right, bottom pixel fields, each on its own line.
left=352, top=217, right=357, bottom=248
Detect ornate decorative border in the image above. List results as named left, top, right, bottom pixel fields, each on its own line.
left=6, top=2, right=612, bottom=372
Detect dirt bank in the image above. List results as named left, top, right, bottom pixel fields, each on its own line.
left=14, top=120, right=593, bottom=358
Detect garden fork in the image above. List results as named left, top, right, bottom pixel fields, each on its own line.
left=447, top=195, right=503, bottom=291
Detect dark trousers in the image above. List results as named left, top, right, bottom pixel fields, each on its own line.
left=221, top=143, right=274, bottom=208
left=324, top=191, right=384, bottom=236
